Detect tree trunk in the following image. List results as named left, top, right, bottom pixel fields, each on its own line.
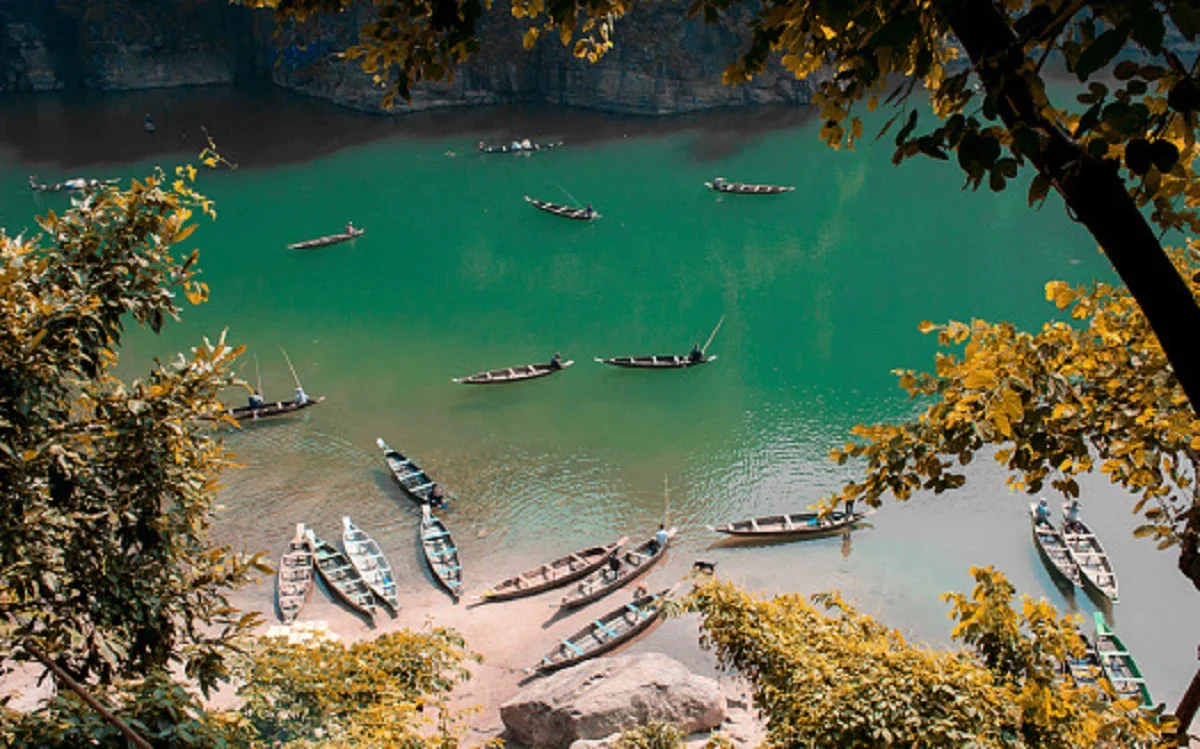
left=1175, top=666, right=1200, bottom=746
left=938, top=2, right=1200, bottom=599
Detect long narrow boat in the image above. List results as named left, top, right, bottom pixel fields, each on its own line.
left=276, top=523, right=315, bottom=624
left=307, top=528, right=376, bottom=618
left=1029, top=503, right=1082, bottom=589
left=376, top=438, right=445, bottom=507
left=341, top=516, right=400, bottom=612
left=1093, top=612, right=1152, bottom=708
left=421, top=504, right=463, bottom=600
left=705, top=177, right=794, bottom=195
left=709, top=509, right=874, bottom=539
left=479, top=140, right=562, bottom=154
left=595, top=354, right=717, bottom=369
left=287, top=227, right=365, bottom=250
left=559, top=529, right=675, bottom=609
left=524, top=196, right=599, bottom=221
left=533, top=589, right=669, bottom=674
left=452, top=360, right=574, bottom=384
left=1062, top=515, right=1119, bottom=603
left=198, top=396, right=325, bottom=422
left=479, top=537, right=628, bottom=602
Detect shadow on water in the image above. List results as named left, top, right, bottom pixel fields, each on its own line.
left=0, top=84, right=817, bottom=171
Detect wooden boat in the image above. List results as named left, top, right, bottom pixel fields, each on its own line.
left=533, top=589, right=669, bottom=674
left=595, top=354, right=717, bottom=369
left=1093, top=612, right=1152, bottom=708
left=1029, top=502, right=1082, bottom=588
left=524, top=196, right=599, bottom=221
left=198, top=396, right=325, bottom=422
left=705, top=177, right=794, bottom=195
left=709, top=509, right=874, bottom=539
left=452, top=359, right=574, bottom=384
left=287, top=227, right=365, bottom=250
left=306, top=528, right=376, bottom=618
left=376, top=438, right=446, bottom=506
left=276, top=522, right=315, bottom=623
left=559, top=529, right=675, bottom=609
left=421, top=504, right=463, bottom=600
left=478, top=140, right=562, bottom=154
left=479, top=537, right=628, bottom=602
left=342, top=516, right=400, bottom=611
left=1061, top=514, right=1119, bottom=603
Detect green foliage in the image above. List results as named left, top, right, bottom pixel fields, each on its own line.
left=0, top=172, right=266, bottom=746
left=684, top=574, right=1164, bottom=748
left=613, top=720, right=684, bottom=749
left=236, top=628, right=482, bottom=747
left=829, top=243, right=1200, bottom=573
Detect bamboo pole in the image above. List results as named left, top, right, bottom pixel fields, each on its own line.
left=701, top=316, right=725, bottom=355
left=21, top=640, right=154, bottom=749
left=279, top=346, right=302, bottom=389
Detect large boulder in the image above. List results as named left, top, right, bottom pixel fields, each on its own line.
left=501, top=653, right=726, bottom=748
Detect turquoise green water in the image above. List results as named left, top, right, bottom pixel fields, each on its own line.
left=3, top=92, right=1198, bottom=706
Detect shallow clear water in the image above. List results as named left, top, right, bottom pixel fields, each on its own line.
left=2, top=87, right=1197, bottom=706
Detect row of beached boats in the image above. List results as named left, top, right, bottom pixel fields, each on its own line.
left=277, top=519, right=399, bottom=623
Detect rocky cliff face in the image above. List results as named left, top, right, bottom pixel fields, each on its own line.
left=0, top=0, right=813, bottom=114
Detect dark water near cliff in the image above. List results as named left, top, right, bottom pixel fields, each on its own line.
left=1, top=85, right=1197, bottom=709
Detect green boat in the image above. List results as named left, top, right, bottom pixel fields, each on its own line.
left=1093, top=612, right=1152, bottom=708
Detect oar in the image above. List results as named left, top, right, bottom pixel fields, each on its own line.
left=701, top=315, right=725, bottom=355
left=254, top=353, right=263, bottom=396
left=554, top=182, right=583, bottom=209
left=663, top=474, right=671, bottom=528
left=279, top=346, right=304, bottom=396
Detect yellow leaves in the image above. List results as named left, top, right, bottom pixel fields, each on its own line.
left=1044, top=280, right=1077, bottom=310
left=818, top=23, right=837, bottom=40
left=522, top=27, right=540, bottom=49
left=917, top=320, right=936, bottom=333
left=173, top=223, right=198, bottom=245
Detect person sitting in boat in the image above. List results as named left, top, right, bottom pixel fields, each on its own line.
left=248, top=388, right=265, bottom=410
left=688, top=344, right=703, bottom=363
left=520, top=138, right=533, bottom=150
left=478, top=141, right=486, bottom=151
left=144, top=113, right=156, bottom=133
left=345, top=220, right=356, bottom=235
left=1035, top=497, right=1051, bottom=522
left=712, top=177, right=727, bottom=189
left=647, top=524, right=669, bottom=556
left=1063, top=498, right=1082, bottom=527
left=295, top=386, right=309, bottom=406
left=549, top=352, right=564, bottom=371
left=584, top=203, right=596, bottom=218
left=510, top=140, right=523, bottom=151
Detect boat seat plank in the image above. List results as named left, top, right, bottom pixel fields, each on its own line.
left=432, top=547, right=457, bottom=558
left=594, top=620, right=619, bottom=639
left=562, top=638, right=585, bottom=656
left=410, top=481, right=435, bottom=492
left=424, top=530, right=450, bottom=540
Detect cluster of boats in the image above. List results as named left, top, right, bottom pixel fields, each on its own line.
left=1029, top=500, right=1152, bottom=707
left=277, top=518, right=399, bottom=622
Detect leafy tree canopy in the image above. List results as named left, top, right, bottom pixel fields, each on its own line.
left=682, top=571, right=1167, bottom=748
left=236, top=627, right=483, bottom=747
left=827, top=244, right=1200, bottom=590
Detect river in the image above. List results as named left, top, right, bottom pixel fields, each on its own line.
left=2, top=84, right=1197, bottom=712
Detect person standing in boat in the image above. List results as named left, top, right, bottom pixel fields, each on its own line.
left=345, top=220, right=356, bottom=235
left=248, top=388, right=265, bottom=411
left=688, top=343, right=703, bottom=363
left=604, top=551, right=622, bottom=581
left=549, top=352, right=564, bottom=371
left=1035, top=497, right=1051, bottom=522
left=844, top=498, right=856, bottom=518
left=294, top=385, right=309, bottom=406
left=1063, top=498, right=1082, bottom=530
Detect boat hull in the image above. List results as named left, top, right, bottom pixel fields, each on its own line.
left=287, top=228, right=365, bottom=250
left=308, top=530, right=376, bottom=618
left=524, top=195, right=598, bottom=221
left=536, top=590, right=668, bottom=674
left=199, top=397, right=324, bottom=422
left=712, top=510, right=873, bottom=540
left=377, top=438, right=444, bottom=506
left=595, top=355, right=717, bottom=369
left=453, top=360, right=574, bottom=384
left=1062, top=518, right=1119, bottom=603
left=421, top=505, right=462, bottom=599
left=481, top=539, right=626, bottom=602
left=560, top=530, right=675, bottom=609
left=1030, top=505, right=1082, bottom=589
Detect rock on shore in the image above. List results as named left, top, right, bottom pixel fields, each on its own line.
left=500, top=653, right=725, bottom=748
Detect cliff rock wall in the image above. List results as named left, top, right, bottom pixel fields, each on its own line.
left=0, top=0, right=813, bottom=113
